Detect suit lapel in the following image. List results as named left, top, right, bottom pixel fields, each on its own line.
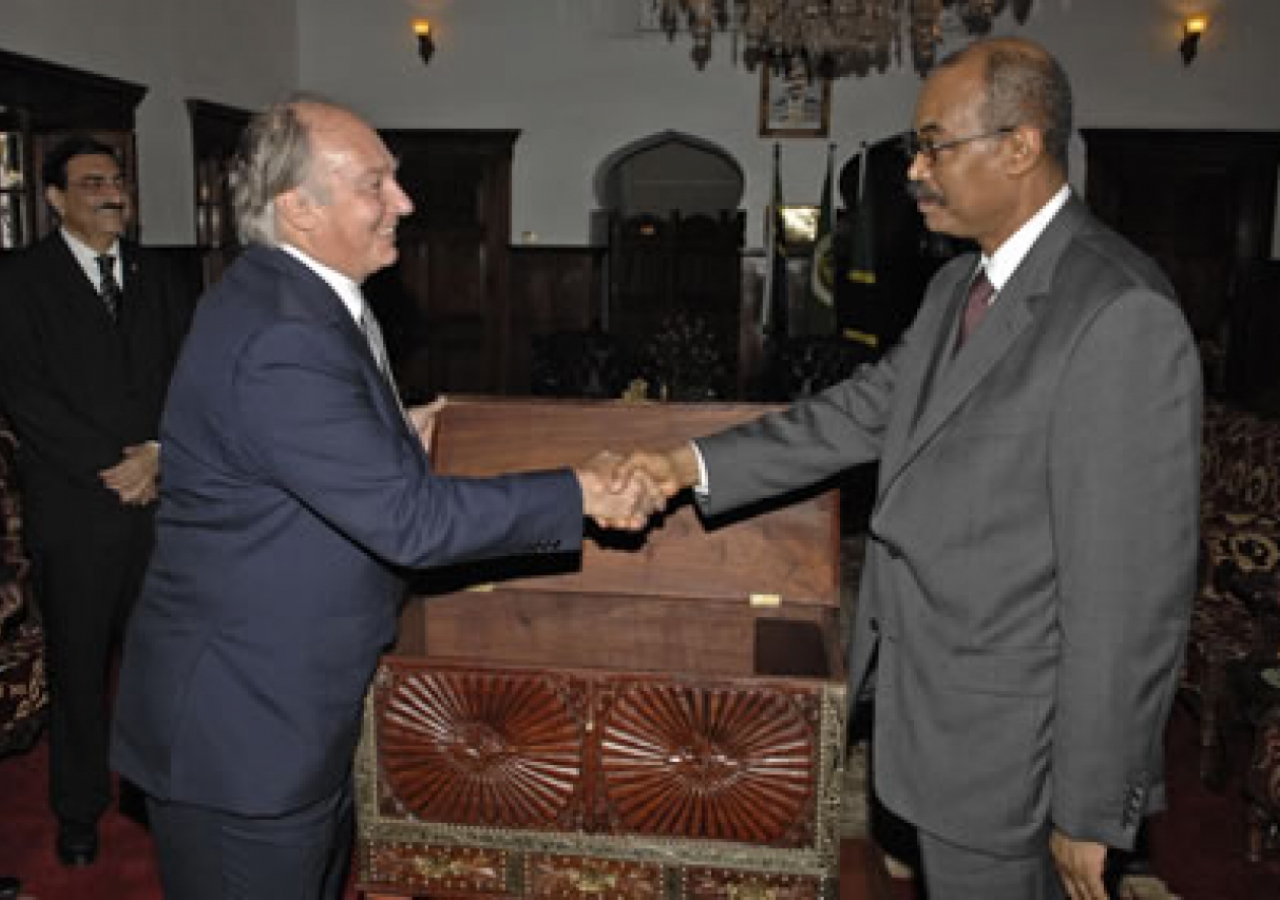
left=880, top=195, right=1090, bottom=494
left=118, top=243, right=144, bottom=320
left=115, top=243, right=158, bottom=338
left=48, top=234, right=104, bottom=307
left=258, top=246, right=411, bottom=437
left=875, top=262, right=972, bottom=473
left=46, top=233, right=125, bottom=328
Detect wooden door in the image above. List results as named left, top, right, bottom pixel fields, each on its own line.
left=364, top=130, right=517, bottom=402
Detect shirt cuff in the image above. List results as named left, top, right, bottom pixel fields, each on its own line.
left=691, top=440, right=710, bottom=497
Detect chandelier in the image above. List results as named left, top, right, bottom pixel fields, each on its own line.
left=654, top=1, right=1032, bottom=77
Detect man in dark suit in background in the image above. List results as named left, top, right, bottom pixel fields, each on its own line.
left=623, top=38, right=1201, bottom=900
left=110, top=96, right=655, bottom=900
left=0, top=135, right=195, bottom=867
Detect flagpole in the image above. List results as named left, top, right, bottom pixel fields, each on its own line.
left=761, top=142, right=782, bottom=331
left=857, top=141, right=868, bottom=201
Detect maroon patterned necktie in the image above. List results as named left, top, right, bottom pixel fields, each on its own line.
left=959, top=269, right=995, bottom=346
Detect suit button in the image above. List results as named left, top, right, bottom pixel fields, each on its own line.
left=869, top=617, right=880, bottom=633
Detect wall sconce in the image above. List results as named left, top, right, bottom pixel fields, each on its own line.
left=1180, top=14, right=1208, bottom=65
left=413, top=19, right=434, bottom=65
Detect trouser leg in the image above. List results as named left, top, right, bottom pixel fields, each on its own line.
left=147, top=779, right=353, bottom=900
left=36, top=518, right=151, bottom=827
left=916, top=827, right=1067, bottom=900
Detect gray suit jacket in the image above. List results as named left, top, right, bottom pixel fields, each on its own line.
left=696, top=195, right=1202, bottom=855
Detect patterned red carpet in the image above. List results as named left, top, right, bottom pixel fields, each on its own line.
left=0, top=702, right=1277, bottom=899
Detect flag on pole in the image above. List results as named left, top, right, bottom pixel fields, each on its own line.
left=761, top=143, right=788, bottom=337
left=841, top=142, right=881, bottom=348
left=800, top=142, right=837, bottom=336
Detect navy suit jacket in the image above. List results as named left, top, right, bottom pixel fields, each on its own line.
left=111, top=245, right=583, bottom=815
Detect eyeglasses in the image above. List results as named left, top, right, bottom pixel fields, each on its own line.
left=900, top=127, right=1016, bottom=164
left=70, top=175, right=129, bottom=194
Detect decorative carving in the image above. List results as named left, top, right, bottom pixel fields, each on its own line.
left=362, top=840, right=507, bottom=893
left=358, top=675, right=844, bottom=896
left=527, top=854, right=662, bottom=899
left=684, top=867, right=821, bottom=900
left=598, top=682, right=815, bottom=844
left=379, top=669, right=583, bottom=829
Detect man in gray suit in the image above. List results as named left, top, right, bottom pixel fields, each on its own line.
left=624, top=38, right=1201, bottom=900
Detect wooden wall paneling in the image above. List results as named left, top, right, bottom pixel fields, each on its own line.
left=1081, top=129, right=1280, bottom=399
left=508, top=246, right=605, bottom=395
left=1229, top=259, right=1280, bottom=409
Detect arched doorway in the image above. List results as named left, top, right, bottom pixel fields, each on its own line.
left=597, top=132, right=747, bottom=399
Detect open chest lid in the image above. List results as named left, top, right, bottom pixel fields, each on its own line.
left=425, top=396, right=841, bottom=611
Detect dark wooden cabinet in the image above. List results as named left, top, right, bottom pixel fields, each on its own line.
left=187, top=100, right=250, bottom=248
left=1081, top=129, right=1280, bottom=399
left=363, top=130, right=517, bottom=401
left=0, top=49, right=146, bottom=249
left=186, top=99, right=251, bottom=287
left=508, top=246, right=606, bottom=396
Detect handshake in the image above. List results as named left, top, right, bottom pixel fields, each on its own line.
left=574, top=444, right=702, bottom=531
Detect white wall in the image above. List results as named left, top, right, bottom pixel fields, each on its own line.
left=2, top=0, right=298, bottom=244
left=298, top=0, right=1280, bottom=249
left=6, top=1, right=1278, bottom=249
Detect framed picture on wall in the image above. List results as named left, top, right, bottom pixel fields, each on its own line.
left=759, top=64, right=830, bottom=138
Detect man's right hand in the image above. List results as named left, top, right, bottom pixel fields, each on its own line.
left=619, top=444, right=701, bottom=500
left=574, top=451, right=664, bottom=531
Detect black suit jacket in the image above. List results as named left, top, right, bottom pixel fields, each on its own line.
left=0, top=233, right=195, bottom=546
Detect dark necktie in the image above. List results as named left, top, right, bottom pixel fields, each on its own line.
left=958, top=268, right=995, bottom=347
left=96, top=254, right=123, bottom=323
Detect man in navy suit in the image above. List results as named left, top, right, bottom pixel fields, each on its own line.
left=111, top=96, right=654, bottom=899
left=0, top=136, right=195, bottom=868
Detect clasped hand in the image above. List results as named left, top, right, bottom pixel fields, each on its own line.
left=575, top=445, right=699, bottom=531
left=99, top=442, right=160, bottom=506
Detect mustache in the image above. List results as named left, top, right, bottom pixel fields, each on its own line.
left=906, top=180, right=943, bottom=205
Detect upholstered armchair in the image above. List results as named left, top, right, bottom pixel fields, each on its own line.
left=1185, top=401, right=1280, bottom=788
left=0, top=413, right=46, bottom=756
left=1247, top=699, right=1280, bottom=862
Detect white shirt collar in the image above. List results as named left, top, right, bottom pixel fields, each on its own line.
left=60, top=228, right=123, bottom=291
left=281, top=244, right=365, bottom=324
left=980, top=184, right=1071, bottom=293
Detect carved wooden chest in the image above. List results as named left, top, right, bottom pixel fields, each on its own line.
left=356, top=398, right=846, bottom=899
